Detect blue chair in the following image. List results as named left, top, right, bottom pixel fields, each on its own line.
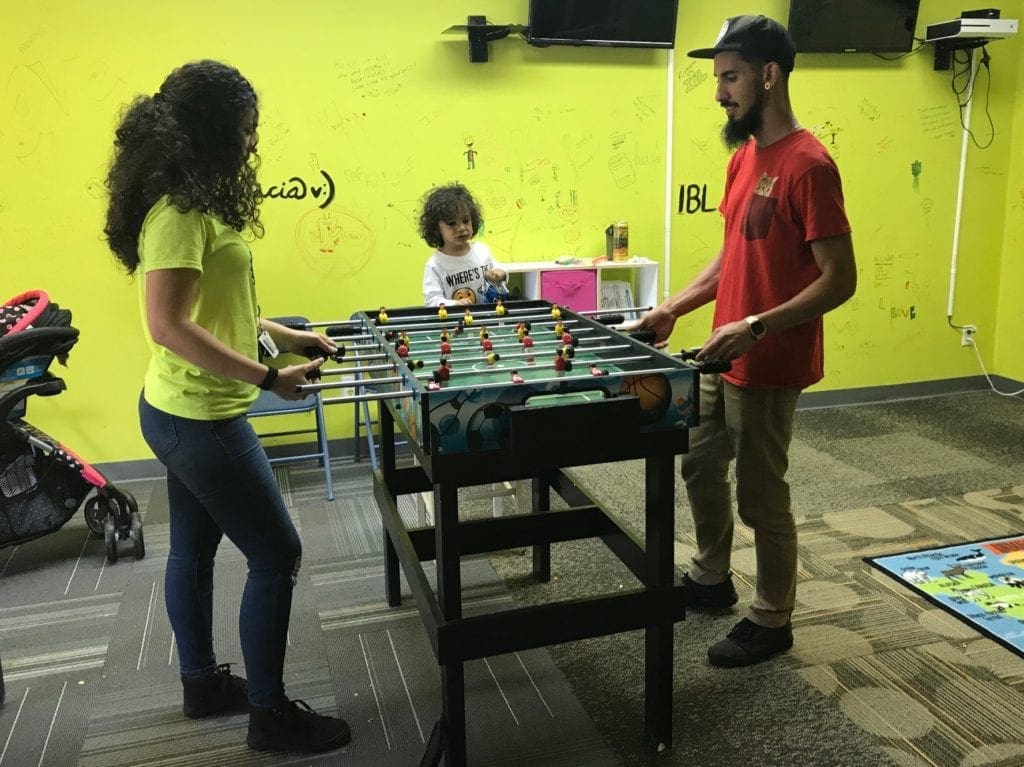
left=246, top=316, right=334, bottom=501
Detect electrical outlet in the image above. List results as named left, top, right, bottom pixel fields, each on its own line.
left=961, top=325, right=976, bottom=346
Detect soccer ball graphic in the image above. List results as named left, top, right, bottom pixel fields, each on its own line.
left=465, top=403, right=511, bottom=451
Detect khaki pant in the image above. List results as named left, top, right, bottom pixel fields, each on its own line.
left=682, top=375, right=800, bottom=628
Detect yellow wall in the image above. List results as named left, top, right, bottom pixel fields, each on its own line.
left=994, top=5, right=1024, bottom=383
left=3, top=1, right=1021, bottom=465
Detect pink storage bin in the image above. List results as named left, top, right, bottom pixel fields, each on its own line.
left=539, top=269, right=597, bottom=312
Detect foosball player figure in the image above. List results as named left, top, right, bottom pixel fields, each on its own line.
left=479, top=327, right=489, bottom=340
left=454, top=319, right=465, bottom=335
left=495, top=298, right=506, bottom=317
left=396, top=343, right=409, bottom=358
left=510, top=369, right=524, bottom=384
left=522, top=333, right=534, bottom=349
left=384, top=330, right=397, bottom=342
left=377, top=306, right=389, bottom=324
left=438, top=303, right=448, bottom=321
left=463, top=307, right=474, bottom=325
left=589, top=363, right=607, bottom=377
left=440, top=341, right=452, bottom=355
left=516, top=322, right=528, bottom=341
left=434, top=359, right=451, bottom=383
left=561, top=331, right=573, bottom=345
left=439, top=328, right=450, bottom=343
left=553, top=321, right=564, bottom=337
left=407, top=358, right=424, bottom=370
left=399, top=330, right=411, bottom=347
left=554, top=348, right=567, bottom=372
left=426, top=376, right=441, bottom=391
left=551, top=304, right=562, bottom=320
left=481, top=338, right=493, bottom=352
left=563, top=343, right=575, bottom=359
left=486, top=352, right=501, bottom=365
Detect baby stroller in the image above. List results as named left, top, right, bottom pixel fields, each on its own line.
left=0, top=290, right=143, bottom=564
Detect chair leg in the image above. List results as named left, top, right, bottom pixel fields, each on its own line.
left=353, top=399, right=362, bottom=463
left=315, top=397, right=334, bottom=501
left=361, top=398, right=379, bottom=472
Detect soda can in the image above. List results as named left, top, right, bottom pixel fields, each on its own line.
left=612, top=221, right=629, bottom=261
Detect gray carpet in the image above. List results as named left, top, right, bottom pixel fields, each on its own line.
left=0, top=461, right=616, bottom=766
left=3, top=391, right=1024, bottom=766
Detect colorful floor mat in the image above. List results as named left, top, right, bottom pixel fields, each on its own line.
left=866, top=534, right=1024, bottom=658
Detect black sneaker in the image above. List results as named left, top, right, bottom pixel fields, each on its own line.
left=681, top=573, right=738, bottom=609
left=707, top=618, right=793, bottom=668
left=247, top=698, right=351, bottom=754
left=182, top=663, right=249, bottom=719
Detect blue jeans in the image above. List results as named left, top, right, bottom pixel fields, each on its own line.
left=139, top=393, right=301, bottom=707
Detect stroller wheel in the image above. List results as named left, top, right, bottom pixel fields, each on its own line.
left=130, top=511, right=145, bottom=560
left=84, top=496, right=108, bottom=537
left=103, top=517, right=118, bottom=565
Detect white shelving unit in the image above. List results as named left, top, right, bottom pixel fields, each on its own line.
left=503, top=258, right=659, bottom=315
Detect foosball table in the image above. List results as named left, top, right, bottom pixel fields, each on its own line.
left=306, top=299, right=726, bottom=765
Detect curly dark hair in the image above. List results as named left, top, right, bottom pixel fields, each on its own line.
left=104, top=60, right=263, bottom=274
left=417, top=183, right=483, bottom=249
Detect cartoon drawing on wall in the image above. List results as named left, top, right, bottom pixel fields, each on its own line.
left=294, top=208, right=374, bottom=278
left=464, top=138, right=477, bottom=170
left=812, top=121, right=843, bottom=157
left=859, top=99, right=880, bottom=121
left=85, top=178, right=105, bottom=200
left=911, top=160, right=922, bottom=191
left=608, top=153, right=635, bottom=189
left=1, top=64, right=65, bottom=166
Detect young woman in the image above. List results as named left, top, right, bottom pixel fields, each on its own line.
left=104, top=60, right=350, bottom=754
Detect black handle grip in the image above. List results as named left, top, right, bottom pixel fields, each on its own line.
left=327, top=324, right=360, bottom=337
left=697, top=359, right=732, bottom=374
left=301, top=345, right=345, bottom=362
left=596, top=313, right=624, bottom=325
left=629, top=330, right=656, bottom=344
left=679, top=347, right=731, bottom=373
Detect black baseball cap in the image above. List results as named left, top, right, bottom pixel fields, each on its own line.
left=687, top=15, right=797, bottom=73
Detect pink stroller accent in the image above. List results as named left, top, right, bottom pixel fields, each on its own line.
left=0, top=290, right=143, bottom=564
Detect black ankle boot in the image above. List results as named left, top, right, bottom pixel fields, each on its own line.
left=247, top=698, right=351, bottom=753
left=181, top=663, right=249, bottom=719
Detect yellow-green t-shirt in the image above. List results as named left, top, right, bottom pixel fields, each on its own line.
left=139, top=197, right=259, bottom=420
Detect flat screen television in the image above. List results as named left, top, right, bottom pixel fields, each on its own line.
left=527, top=0, right=679, bottom=49
left=787, top=0, right=921, bottom=53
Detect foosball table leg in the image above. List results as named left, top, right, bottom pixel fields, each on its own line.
left=384, top=530, right=401, bottom=607
left=531, top=475, right=551, bottom=582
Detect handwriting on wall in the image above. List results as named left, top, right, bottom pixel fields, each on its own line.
left=261, top=170, right=335, bottom=208
left=677, top=183, right=717, bottom=215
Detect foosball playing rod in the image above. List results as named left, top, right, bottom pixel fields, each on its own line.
left=301, top=375, right=408, bottom=392
left=367, top=317, right=599, bottom=343
left=341, top=307, right=629, bottom=333
left=319, top=389, right=416, bottom=407
left=408, top=353, right=657, bottom=384
left=414, top=341, right=633, bottom=369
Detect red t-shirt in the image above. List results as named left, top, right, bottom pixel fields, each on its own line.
left=715, top=129, right=850, bottom=389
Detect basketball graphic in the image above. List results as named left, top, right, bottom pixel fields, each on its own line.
left=465, top=402, right=512, bottom=451
left=619, top=374, right=672, bottom=425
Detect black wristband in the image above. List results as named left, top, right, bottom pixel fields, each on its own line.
left=258, top=366, right=278, bottom=391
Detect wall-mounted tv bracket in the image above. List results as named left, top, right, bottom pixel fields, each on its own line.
left=443, top=15, right=527, bottom=62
